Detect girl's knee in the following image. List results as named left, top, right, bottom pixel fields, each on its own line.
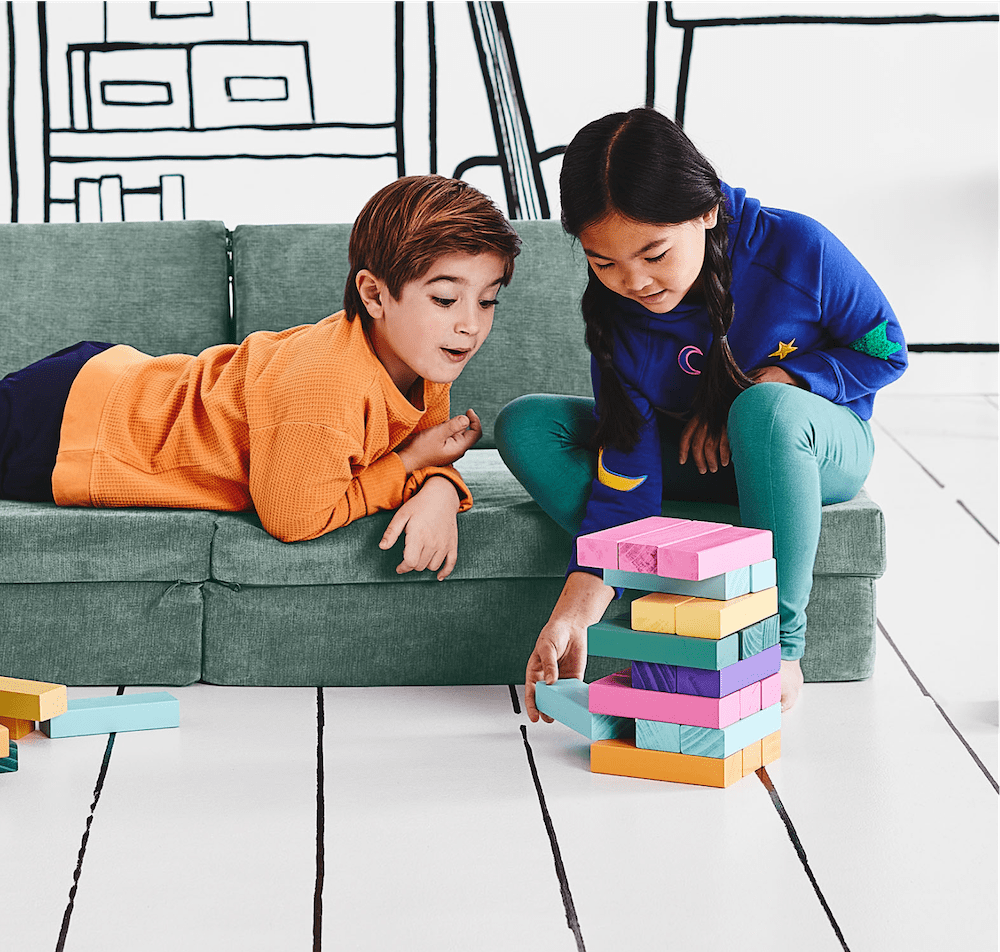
left=728, top=383, right=812, bottom=456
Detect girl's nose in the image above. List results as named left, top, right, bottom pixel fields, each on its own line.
left=623, top=266, right=652, bottom=292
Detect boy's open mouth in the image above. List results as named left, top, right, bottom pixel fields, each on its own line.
left=441, top=347, right=471, bottom=360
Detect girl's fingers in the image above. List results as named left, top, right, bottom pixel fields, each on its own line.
left=719, top=427, right=731, bottom=467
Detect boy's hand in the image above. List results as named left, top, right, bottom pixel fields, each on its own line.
left=378, top=476, right=461, bottom=580
left=396, top=409, right=482, bottom=473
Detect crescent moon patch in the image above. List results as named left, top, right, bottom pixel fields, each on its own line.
left=597, top=448, right=648, bottom=493
left=678, top=345, right=703, bottom=375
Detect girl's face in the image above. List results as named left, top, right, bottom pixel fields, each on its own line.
left=578, top=207, right=719, bottom=314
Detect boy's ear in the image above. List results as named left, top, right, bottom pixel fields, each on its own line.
left=356, top=270, right=386, bottom=320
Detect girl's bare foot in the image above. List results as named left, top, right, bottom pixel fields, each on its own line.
left=780, top=659, right=803, bottom=712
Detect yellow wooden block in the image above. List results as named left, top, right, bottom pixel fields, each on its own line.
left=630, top=592, right=694, bottom=635
left=591, top=738, right=744, bottom=788
left=1, top=724, right=8, bottom=759
left=0, top=677, right=68, bottom=722
left=673, top=587, right=779, bottom=639
left=742, top=739, right=762, bottom=777
left=0, top=716, right=34, bottom=740
left=761, top=729, right=781, bottom=766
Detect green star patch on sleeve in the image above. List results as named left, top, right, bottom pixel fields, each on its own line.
left=848, top=320, right=903, bottom=359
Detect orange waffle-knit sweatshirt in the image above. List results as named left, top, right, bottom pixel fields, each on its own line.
left=51, top=312, right=472, bottom=542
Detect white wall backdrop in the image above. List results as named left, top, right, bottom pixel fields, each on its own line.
left=2, top=1, right=997, bottom=356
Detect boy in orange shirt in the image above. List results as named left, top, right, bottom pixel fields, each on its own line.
left=0, top=176, right=521, bottom=580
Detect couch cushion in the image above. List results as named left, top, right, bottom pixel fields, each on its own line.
left=0, top=502, right=215, bottom=583
left=0, top=222, right=231, bottom=379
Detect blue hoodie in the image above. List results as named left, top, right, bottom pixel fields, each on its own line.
left=568, top=182, right=907, bottom=576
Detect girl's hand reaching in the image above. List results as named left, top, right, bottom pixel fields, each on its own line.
left=679, top=415, right=730, bottom=474
left=396, top=408, right=482, bottom=473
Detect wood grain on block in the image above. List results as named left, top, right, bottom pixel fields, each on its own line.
left=738, top=613, right=780, bottom=659
left=742, top=740, right=763, bottom=777
left=576, top=516, right=674, bottom=570
left=533, top=679, right=632, bottom=742
left=603, top=565, right=750, bottom=600
left=679, top=704, right=781, bottom=758
left=674, top=588, right=779, bottom=640
left=630, top=660, right=676, bottom=693
left=619, top=520, right=726, bottom=575
left=761, top=730, right=781, bottom=766
left=674, top=645, right=782, bottom=698
left=0, top=740, right=16, bottom=773
left=591, top=738, right=743, bottom=787
left=588, top=668, right=742, bottom=729
left=0, top=676, right=67, bottom=722
left=631, top=592, right=693, bottom=634
left=41, top=692, right=179, bottom=738
left=0, top=723, right=7, bottom=758
left=656, top=525, right=773, bottom=580
left=739, top=682, right=762, bottom=719
left=588, top=615, right=740, bottom=670
left=749, top=558, right=777, bottom=592
left=635, top=718, right=681, bottom=753
left=760, top=672, right=782, bottom=709
left=0, top=716, right=34, bottom=740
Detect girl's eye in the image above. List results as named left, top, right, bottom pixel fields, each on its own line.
left=433, top=297, right=456, bottom=307
left=645, top=250, right=668, bottom=263
left=592, top=261, right=614, bottom=271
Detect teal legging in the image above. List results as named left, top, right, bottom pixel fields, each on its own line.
left=493, top=383, right=875, bottom=661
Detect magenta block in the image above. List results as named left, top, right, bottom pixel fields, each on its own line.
left=656, top=525, right=773, bottom=580
left=739, top=681, right=762, bottom=718
left=618, top=520, right=727, bottom=575
left=761, top=671, right=782, bottom=708
left=576, top=516, right=672, bottom=570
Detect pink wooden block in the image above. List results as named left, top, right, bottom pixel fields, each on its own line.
left=739, top=681, right=762, bottom=718
left=576, top=516, right=673, bottom=570
left=656, top=525, right=773, bottom=580
left=618, top=520, right=727, bottom=575
left=588, top=668, right=743, bottom=729
left=761, top=672, right=782, bottom=708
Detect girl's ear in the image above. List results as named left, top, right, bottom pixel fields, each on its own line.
left=356, top=270, right=385, bottom=320
left=703, top=204, right=720, bottom=230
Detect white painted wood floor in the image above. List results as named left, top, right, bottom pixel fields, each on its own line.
left=2, top=390, right=996, bottom=952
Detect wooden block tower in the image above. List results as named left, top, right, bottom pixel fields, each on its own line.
left=536, top=516, right=782, bottom=788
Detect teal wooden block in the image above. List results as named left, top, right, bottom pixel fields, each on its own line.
left=0, top=740, right=17, bottom=773
left=603, top=566, right=750, bottom=600
left=635, top=719, right=682, bottom=753
left=738, top=614, right=780, bottom=660
left=534, top=679, right=632, bottom=741
left=680, top=703, right=781, bottom=758
left=41, top=692, right=179, bottom=738
left=749, top=559, right=777, bottom=592
left=589, top=614, right=739, bottom=670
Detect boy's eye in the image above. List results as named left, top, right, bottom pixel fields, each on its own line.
left=480, top=298, right=499, bottom=309
left=432, top=297, right=456, bottom=307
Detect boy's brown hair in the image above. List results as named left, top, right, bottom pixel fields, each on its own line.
left=344, top=175, right=521, bottom=321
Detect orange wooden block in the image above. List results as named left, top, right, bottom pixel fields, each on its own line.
left=0, top=677, right=68, bottom=722
left=630, top=592, right=694, bottom=634
left=1, top=724, right=8, bottom=759
left=673, top=588, right=779, bottom=639
left=0, top=716, right=35, bottom=740
left=591, top=738, right=744, bottom=788
left=742, top=739, right=762, bottom=777
left=761, top=730, right=781, bottom=766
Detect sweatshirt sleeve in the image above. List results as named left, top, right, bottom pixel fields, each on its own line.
left=567, top=359, right=663, bottom=579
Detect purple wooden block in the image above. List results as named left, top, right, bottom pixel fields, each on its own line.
left=630, top=660, right=677, bottom=693
left=675, top=645, right=781, bottom=698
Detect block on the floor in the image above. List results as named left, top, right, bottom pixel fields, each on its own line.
left=604, top=565, right=750, bottom=600
left=0, top=740, right=16, bottom=773
left=589, top=614, right=740, bottom=670
left=619, top=520, right=726, bottom=575
left=591, top=737, right=744, bottom=787
left=576, top=516, right=676, bottom=570
left=679, top=703, right=781, bottom=758
left=739, top=614, right=780, bottom=659
left=589, top=668, right=742, bottom=729
left=674, top=645, right=781, bottom=698
left=761, top=672, right=782, bottom=709
left=656, top=525, right=773, bottom=581
left=0, top=716, right=35, bottom=740
left=0, top=676, right=67, bottom=722
left=673, top=588, right=779, bottom=639
left=631, top=592, right=694, bottom=634
left=761, top=730, right=781, bottom=766
left=749, top=558, right=777, bottom=592
left=534, top=679, right=632, bottom=741
left=41, top=692, right=179, bottom=738
left=631, top=660, right=677, bottom=693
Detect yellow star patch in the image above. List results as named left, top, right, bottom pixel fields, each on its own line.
left=769, top=339, right=797, bottom=360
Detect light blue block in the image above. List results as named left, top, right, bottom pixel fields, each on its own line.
left=635, top=718, right=682, bottom=753
left=603, top=566, right=750, bottom=600
left=41, top=692, right=179, bottom=738
left=738, top=614, right=780, bottom=660
left=589, top=614, right=740, bottom=670
left=534, top=679, right=632, bottom=741
left=749, top=559, right=777, bottom=592
left=679, top=703, right=781, bottom=758
left=0, top=740, right=17, bottom=773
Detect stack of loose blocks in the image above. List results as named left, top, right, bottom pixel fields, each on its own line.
left=536, top=517, right=782, bottom=788
left=0, top=676, right=179, bottom=773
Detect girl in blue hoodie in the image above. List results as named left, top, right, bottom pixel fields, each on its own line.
left=495, top=108, right=906, bottom=715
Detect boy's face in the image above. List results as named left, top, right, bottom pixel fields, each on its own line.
left=362, top=252, right=506, bottom=394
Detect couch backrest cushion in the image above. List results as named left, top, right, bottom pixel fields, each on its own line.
left=0, top=222, right=231, bottom=379
left=231, top=220, right=593, bottom=447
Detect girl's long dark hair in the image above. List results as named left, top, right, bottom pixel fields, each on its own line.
left=560, top=108, right=754, bottom=453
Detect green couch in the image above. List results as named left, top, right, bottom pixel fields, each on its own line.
left=0, top=221, right=885, bottom=687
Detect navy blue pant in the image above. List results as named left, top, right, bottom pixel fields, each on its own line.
left=0, top=342, right=113, bottom=501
